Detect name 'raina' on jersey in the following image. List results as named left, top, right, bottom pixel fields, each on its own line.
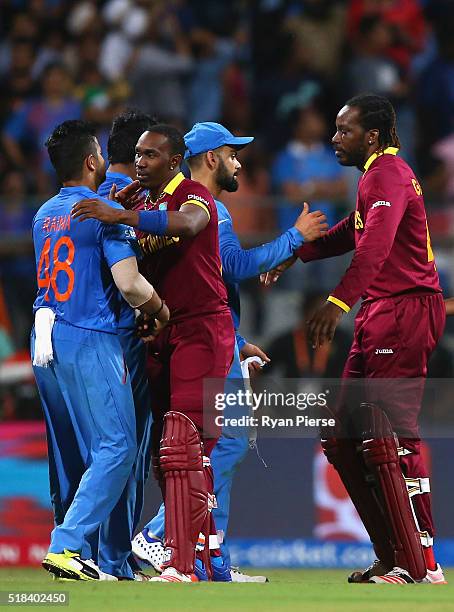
left=139, top=234, right=179, bottom=255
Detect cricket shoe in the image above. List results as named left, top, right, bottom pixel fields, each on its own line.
left=193, top=556, right=232, bottom=582
left=194, top=558, right=208, bottom=581
left=131, top=529, right=165, bottom=573
left=230, top=566, right=268, bottom=583
left=148, top=567, right=199, bottom=583
left=368, top=567, right=418, bottom=584
left=348, top=559, right=391, bottom=583
left=211, top=556, right=233, bottom=582
left=421, top=564, right=448, bottom=584
left=43, top=551, right=118, bottom=581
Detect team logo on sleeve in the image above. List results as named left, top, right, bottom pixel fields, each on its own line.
left=371, top=200, right=391, bottom=209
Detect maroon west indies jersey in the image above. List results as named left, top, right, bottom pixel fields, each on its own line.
left=296, top=147, right=441, bottom=312
left=135, top=172, right=229, bottom=323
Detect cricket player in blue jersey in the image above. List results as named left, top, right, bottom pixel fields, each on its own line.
left=94, top=110, right=157, bottom=577
left=132, top=122, right=327, bottom=581
left=32, top=120, right=169, bottom=581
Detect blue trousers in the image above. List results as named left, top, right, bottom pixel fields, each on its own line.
left=144, top=342, right=249, bottom=566
left=97, top=329, right=152, bottom=577
left=32, top=322, right=137, bottom=576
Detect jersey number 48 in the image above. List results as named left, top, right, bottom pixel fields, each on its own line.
left=37, top=236, right=75, bottom=302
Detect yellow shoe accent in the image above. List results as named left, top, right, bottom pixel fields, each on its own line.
left=42, top=551, right=100, bottom=581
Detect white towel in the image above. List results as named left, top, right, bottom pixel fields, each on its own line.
left=240, top=356, right=265, bottom=448
left=240, top=356, right=265, bottom=380
left=33, top=308, right=55, bottom=367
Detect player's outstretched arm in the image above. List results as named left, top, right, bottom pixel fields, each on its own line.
left=72, top=200, right=209, bottom=238
left=72, top=197, right=147, bottom=226
left=219, top=203, right=326, bottom=285
left=296, top=213, right=355, bottom=263
left=261, top=211, right=353, bottom=287
left=445, top=298, right=454, bottom=316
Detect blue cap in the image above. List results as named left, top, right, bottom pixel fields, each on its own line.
left=184, top=122, right=254, bottom=159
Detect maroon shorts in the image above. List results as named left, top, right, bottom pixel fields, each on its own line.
left=342, top=292, right=446, bottom=437
left=146, top=311, right=234, bottom=449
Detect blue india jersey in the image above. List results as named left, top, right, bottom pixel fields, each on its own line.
left=98, top=170, right=134, bottom=199
left=32, top=185, right=137, bottom=333
left=98, top=171, right=136, bottom=330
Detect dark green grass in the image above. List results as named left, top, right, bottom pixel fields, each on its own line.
left=0, top=568, right=453, bottom=611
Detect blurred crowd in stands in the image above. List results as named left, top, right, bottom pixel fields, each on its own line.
left=1, top=0, right=454, bottom=416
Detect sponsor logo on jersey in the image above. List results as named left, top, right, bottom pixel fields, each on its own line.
left=371, top=200, right=391, bottom=209
left=375, top=348, right=394, bottom=354
left=139, top=234, right=179, bottom=255
left=187, top=194, right=210, bottom=207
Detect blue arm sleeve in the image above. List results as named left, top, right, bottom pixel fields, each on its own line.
left=219, top=215, right=303, bottom=284
left=137, top=210, right=168, bottom=235
left=235, top=331, right=247, bottom=350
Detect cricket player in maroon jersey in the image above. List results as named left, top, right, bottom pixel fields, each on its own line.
left=265, top=94, right=446, bottom=584
left=73, top=124, right=236, bottom=583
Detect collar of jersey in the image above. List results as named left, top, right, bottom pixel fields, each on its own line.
left=106, top=170, right=133, bottom=183
left=364, top=146, right=399, bottom=173
left=163, top=172, right=185, bottom=195
left=60, top=185, right=95, bottom=195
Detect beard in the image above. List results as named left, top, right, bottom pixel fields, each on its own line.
left=215, top=158, right=239, bottom=193
left=95, top=159, right=107, bottom=188
left=336, top=143, right=368, bottom=168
